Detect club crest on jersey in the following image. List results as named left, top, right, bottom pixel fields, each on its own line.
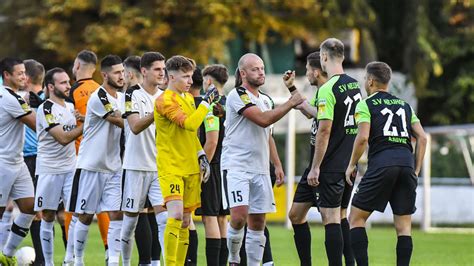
left=318, top=99, right=327, bottom=115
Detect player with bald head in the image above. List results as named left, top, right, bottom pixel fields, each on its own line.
left=222, top=53, right=303, bottom=265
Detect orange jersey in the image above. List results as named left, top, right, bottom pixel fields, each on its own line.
left=69, top=78, right=100, bottom=152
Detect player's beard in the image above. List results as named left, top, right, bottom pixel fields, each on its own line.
left=53, top=87, right=69, bottom=100
left=107, top=79, right=124, bottom=91
left=247, top=76, right=265, bottom=88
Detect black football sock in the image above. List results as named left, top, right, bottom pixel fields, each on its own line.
left=325, top=223, right=343, bottom=266
left=239, top=225, right=248, bottom=265
left=263, top=226, right=274, bottom=264
left=206, top=238, right=221, bottom=266
left=147, top=212, right=161, bottom=260
left=396, top=235, right=413, bottom=266
left=31, top=220, right=45, bottom=265
left=292, top=222, right=312, bottom=266
left=135, top=213, right=152, bottom=264
left=219, top=238, right=229, bottom=266
left=60, top=224, right=67, bottom=248
left=186, top=229, right=198, bottom=265
left=341, top=218, right=355, bottom=266
left=350, top=227, right=368, bottom=266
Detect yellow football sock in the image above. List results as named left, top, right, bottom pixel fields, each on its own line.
left=176, top=227, right=190, bottom=265
left=164, top=218, right=182, bottom=266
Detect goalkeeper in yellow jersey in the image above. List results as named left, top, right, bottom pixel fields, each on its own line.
left=154, top=55, right=219, bottom=266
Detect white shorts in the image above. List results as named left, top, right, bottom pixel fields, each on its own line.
left=225, top=170, right=276, bottom=214
left=67, top=169, right=122, bottom=214
left=0, top=162, right=34, bottom=207
left=34, top=171, right=74, bottom=211
left=121, top=169, right=163, bottom=213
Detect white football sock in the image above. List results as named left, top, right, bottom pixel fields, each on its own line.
left=40, top=220, right=55, bottom=265
left=0, top=210, right=12, bottom=250
left=121, top=215, right=138, bottom=266
left=245, top=228, right=266, bottom=266
left=74, top=220, right=90, bottom=266
left=64, top=216, right=77, bottom=263
left=227, top=224, right=244, bottom=263
left=155, top=211, right=167, bottom=254
left=3, top=213, right=34, bottom=256
left=107, top=220, right=122, bottom=265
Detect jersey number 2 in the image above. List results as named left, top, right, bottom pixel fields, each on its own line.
left=381, top=107, right=408, bottom=137
left=344, top=93, right=362, bottom=126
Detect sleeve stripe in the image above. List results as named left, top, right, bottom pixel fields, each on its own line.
left=102, top=110, right=114, bottom=119
left=15, top=110, right=32, bottom=119
left=122, top=111, right=139, bottom=119
left=45, top=123, right=60, bottom=131
left=237, top=103, right=255, bottom=115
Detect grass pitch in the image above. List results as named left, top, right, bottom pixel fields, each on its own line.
left=19, top=222, right=474, bottom=265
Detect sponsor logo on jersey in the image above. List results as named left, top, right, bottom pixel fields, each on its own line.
left=21, top=102, right=31, bottom=112
left=240, top=93, right=251, bottom=105
left=125, top=101, right=132, bottom=112
left=45, top=113, right=55, bottom=125
left=104, top=103, right=113, bottom=112
left=206, top=116, right=215, bottom=126
left=317, top=98, right=326, bottom=115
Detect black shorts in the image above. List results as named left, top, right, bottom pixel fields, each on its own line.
left=317, top=172, right=353, bottom=208
left=293, top=168, right=318, bottom=207
left=195, top=163, right=230, bottom=216
left=293, top=169, right=353, bottom=209
left=351, top=166, right=417, bottom=215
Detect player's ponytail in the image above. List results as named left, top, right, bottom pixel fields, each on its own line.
left=234, top=67, right=242, bottom=87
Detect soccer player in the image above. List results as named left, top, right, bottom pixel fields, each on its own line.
left=68, top=55, right=125, bottom=266
left=120, top=52, right=168, bottom=266
left=222, top=53, right=303, bottom=265
left=194, top=64, right=230, bottom=266
left=186, top=67, right=204, bottom=266
left=303, top=38, right=362, bottom=266
left=22, top=59, right=46, bottom=265
left=0, top=57, right=37, bottom=265
left=35, top=68, right=84, bottom=266
left=283, top=52, right=331, bottom=265
left=154, top=55, right=219, bottom=266
left=234, top=66, right=284, bottom=266
left=66, top=50, right=111, bottom=263
left=123, top=55, right=162, bottom=266
left=345, top=62, right=427, bottom=266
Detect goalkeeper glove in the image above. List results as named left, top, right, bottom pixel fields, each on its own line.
left=198, top=150, right=210, bottom=183
left=202, top=85, right=220, bottom=105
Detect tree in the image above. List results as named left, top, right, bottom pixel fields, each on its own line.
left=0, top=0, right=373, bottom=66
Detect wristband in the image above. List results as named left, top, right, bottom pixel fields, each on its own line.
left=288, top=85, right=297, bottom=92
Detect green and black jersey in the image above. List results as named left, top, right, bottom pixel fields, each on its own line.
left=313, top=74, right=362, bottom=172
left=355, top=91, right=420, bottom=169
left=196, top=96, right=227, bottom=164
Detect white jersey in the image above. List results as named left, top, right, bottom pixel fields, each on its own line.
left=0, top=85, right=32, bottom=165
left=123, top=85, right=163, bottom=172
left=36, top=99, right=77, bottom=175
left=221, top=87, right=273, bottom=175
left=76, top=87, right=123, bottom=173
left=122, top=85, right=162, bottom=171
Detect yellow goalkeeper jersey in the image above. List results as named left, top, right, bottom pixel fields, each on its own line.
left=154, top=89, right=209, bottom=176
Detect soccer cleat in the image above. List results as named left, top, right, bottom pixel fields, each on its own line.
left=0, top=253, right=17, bottom=266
